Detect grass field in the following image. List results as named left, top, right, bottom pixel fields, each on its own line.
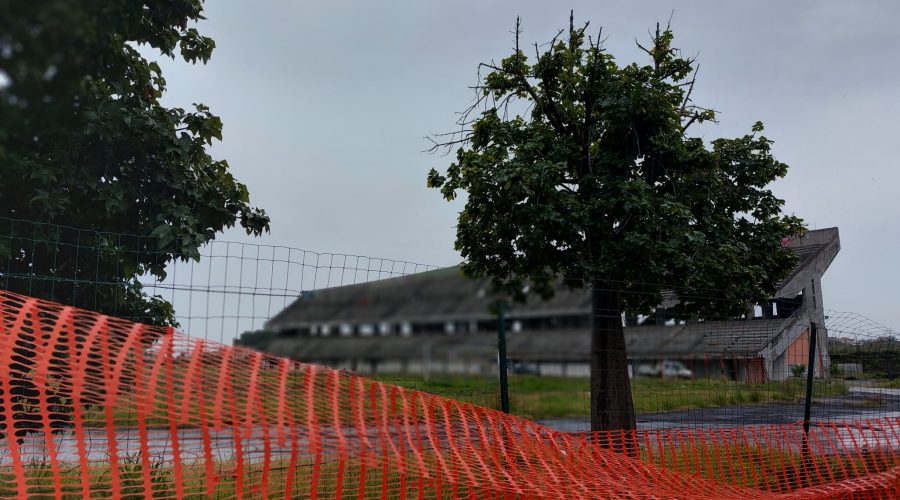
left=875, top=378, right=900, bottom=388
left=0, top=455, right=454, bottom=499
left=66, top=372, right=849, bottom=427
left=375, top=375, right=850, bottom=419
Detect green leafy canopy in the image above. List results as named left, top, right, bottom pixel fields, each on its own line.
left=0, top=1, right=270, bottom=324
left=428, top=15, right=804, bottom=316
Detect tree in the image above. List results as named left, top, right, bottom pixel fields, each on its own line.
left=0, top=0, right=269, bottom=324
left=427, top=15, right=804, bottom=433
left=234, top=329, right=277, bottom=350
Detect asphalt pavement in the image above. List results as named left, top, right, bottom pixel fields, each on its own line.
left=539, top=385, right=900, bottom=432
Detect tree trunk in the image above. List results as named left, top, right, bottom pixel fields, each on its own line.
left=590, top=280, right=637, bottom=452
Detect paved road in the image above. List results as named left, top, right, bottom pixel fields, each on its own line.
left=535, top=389, right=900, bottom=455
left=539, top=388, right=900, bottom=432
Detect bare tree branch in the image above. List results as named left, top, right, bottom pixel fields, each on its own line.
left=428, top=16, right=574, bottom=152
left=679, top=64, right=698, bottom=116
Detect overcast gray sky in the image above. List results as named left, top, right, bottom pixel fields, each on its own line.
left=151, top=1, right=900, bottom=332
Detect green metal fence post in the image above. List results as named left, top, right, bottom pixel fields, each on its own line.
left=497, top=302, right=510, bottom=413
left=803, top=321, right=818, bottom=434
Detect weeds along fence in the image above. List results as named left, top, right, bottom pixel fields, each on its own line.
left=0, top=216, right=437, bottom=344
left=1, top=289, right=899, bottom=498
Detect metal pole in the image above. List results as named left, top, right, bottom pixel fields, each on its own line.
left=800, top=321, right=819, bottom=488
left=497, top=302, right=510, bottom=413
left=803, top=322, right=818, bottom=434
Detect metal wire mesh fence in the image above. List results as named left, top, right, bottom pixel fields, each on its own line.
left=0, top=217, right=437, bottom=344
left=3, top=217, right=899, bottom=433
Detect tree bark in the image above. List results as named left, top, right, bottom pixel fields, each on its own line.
left=590, top=280, right=637, bottom=452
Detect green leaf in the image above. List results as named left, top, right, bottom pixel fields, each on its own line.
left=0, top=1, right=270, bottom=325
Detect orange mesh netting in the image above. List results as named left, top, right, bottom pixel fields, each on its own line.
left=1, top=289, right=898, bottom=499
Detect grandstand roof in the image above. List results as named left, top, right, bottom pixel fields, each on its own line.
left=268, top=318, right=795, bottom=363
left=266, top=228, right=840, bottom=332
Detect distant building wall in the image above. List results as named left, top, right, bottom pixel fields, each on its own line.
left=537, top=363, right=565, bottom=377
left=562, top=363, right=590, bottom=377
left=302, top=353, right=776, bottom=383
left=740, top=358, right=767, bottom=384
left=670, top=358, right=730, bottom=380
left=786, top=329, right=810, bottom=367
left=777, top=328, right=825, bottom=380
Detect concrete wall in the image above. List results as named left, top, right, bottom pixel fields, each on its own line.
left=786, top=329, right=810, bottom=367
left=315, top=357, right=598, bottom=378
left=292, top=355, right=777, bottom=382
left=537, top=363, right=564, bottom=377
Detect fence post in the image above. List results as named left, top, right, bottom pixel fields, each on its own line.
left=800, top=321, right=819, bottom=487
left=803, top=321, right=818, bottom=434
left=497, top=302, right=510, bottom=413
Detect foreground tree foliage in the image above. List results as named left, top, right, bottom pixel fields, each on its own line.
left=428, top=15, right=804, bottom=432
left=0, top=0, right=269, bottom=324
left=234, top=329, right=278, bottom=350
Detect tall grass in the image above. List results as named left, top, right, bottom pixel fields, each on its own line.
left=376, top=375, right=849, bottom=419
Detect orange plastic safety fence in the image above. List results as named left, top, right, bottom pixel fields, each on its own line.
left=0, top=289, right=898, bottom=499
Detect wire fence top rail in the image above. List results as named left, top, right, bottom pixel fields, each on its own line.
left=0, top=216, right=441, bottom=342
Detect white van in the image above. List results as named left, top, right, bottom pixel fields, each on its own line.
left=636, top=360, right=694, bottom=379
